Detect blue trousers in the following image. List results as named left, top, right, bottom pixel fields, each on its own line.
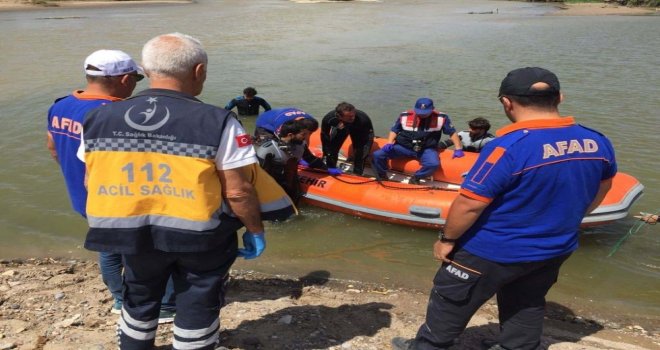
left=372, top=144, right=439, bottom=178
left=415, top=249, right=570, bottom=350
left=99, top=252, right=176, bottom=311
left=118, top=234, right=237, bottom=350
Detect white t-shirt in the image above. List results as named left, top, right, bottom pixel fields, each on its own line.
left=78, top=117, right=257, bottom=170
left=215, top=117, right=257, bottom=170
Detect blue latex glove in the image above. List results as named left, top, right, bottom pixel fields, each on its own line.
left=327, top=167, right=343, bottom=176
left=453, top=149, right=465, bottom=159
left=381, top=143, right=394, bottom=153
left=237, top=231, right=266, bottom=259
left=299, top=159, right=310, bottom=167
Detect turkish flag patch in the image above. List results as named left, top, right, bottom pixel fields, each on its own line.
left=235, top=134, right=252, bottom=147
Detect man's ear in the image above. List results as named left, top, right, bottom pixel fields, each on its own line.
left=194, top=63, right=206, bottom=81
left=120, top=74, right=131, bottom=86
left=500, top=96, right=513, bottom=110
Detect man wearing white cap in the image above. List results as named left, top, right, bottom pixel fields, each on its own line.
left=46, top=49, right=175, bottom=320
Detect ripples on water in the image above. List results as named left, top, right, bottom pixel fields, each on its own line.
left=0, top=0, right=658, bottom=323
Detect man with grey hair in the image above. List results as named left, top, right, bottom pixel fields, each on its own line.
left=80, top=33, right=265, bottom=350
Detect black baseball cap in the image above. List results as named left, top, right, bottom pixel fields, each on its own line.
left=498, top=67, right=560, bottom=97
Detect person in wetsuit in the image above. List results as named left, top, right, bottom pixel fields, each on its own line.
left=225, top=86, right=271, bottom=117
left=321, top=102, right=374, bottom=175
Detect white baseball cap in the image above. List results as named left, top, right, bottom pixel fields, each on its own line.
left=83, top=49, right=144, bottom=78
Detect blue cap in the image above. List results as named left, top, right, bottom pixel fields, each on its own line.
left=414, top=97, right=434, bottom=116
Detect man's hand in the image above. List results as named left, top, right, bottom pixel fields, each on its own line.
left=433, top=239, right=455, bottom=263
left=238, top=231, right=266, bottom=259
left=634, top=212, right=658, bottom=224
left=452, top=149, right=465, bottom=159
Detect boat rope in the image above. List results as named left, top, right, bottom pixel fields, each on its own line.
left=374, top=180, right=459, bottom=192
left=301, top=168, right=459, bottom=192
left=607, top=209, right=659, bottom=257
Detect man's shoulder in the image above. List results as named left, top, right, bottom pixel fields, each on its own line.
left=48, top=94, right=75, bottom=113
left=49, top=94, right=111, bottom=119
left=322, top=110, right=336, bottom=120
left=51, top=94, right=73, bottom=105
left=356, top=110, right=372, bottom=121
left=485, top=129, right=528, bottom=150
left=51, top=93, right=107, bottom=108
left=573, top=123, right=609, bottom=139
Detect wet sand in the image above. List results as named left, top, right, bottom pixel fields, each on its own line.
left=550, top=2, right=658, bottom=16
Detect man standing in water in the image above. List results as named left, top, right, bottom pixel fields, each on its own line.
left=225, top=86, right=272, bottom=117
left=80, top=33, right=265, bottom=350
left=392, top=67, right=617, bottom=350
left=46, top=49, right=176, bottom=321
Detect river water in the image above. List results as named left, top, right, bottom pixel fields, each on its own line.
left=0, top=0, right=658, bottom=327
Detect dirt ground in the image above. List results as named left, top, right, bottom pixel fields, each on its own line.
left=0, top=258, right=658, bottom=350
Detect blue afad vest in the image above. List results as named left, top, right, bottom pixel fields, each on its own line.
left=255, top=107, right=314, bottom=133
left=458, top=118, right=617, bottom=263
left=82, top=89, right=294, bottom=254
left=47, top=92, right=120, bottom=217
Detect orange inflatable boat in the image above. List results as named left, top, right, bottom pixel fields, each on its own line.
left=298, top=131, right=644, bottom=229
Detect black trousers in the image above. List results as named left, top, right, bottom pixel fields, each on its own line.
left=322, top=128, right=373, bottom=175
left=118, top=234, right=237, bottom=350
left=415, top=248, right=571, bottom=350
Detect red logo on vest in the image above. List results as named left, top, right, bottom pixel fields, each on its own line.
left=235, top=134, right=252, bottom=147
left=404, top=110, right=439, bottom=128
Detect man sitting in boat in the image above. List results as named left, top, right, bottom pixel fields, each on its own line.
left=320, top=102, right=374, bottom=175
left=438, top=117, right=495, bottom=153
left=372, top=97, right=464, bottom=184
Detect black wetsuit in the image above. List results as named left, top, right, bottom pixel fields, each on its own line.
left=224, top=96, right=271, bottom=116
left=320, top=109, right=374, bottom=175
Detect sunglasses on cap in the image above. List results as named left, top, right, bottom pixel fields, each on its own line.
left=127, top=72, right=144, bottom=82
left=104, top=72, right=144, bottom=82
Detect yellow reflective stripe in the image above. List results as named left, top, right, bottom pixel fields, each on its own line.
left=87, top=213, right=221, bottom=231
left=86, top=151, right=221, bottom=222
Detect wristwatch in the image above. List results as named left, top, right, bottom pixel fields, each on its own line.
left=439, top=230, right=457, bottom=243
